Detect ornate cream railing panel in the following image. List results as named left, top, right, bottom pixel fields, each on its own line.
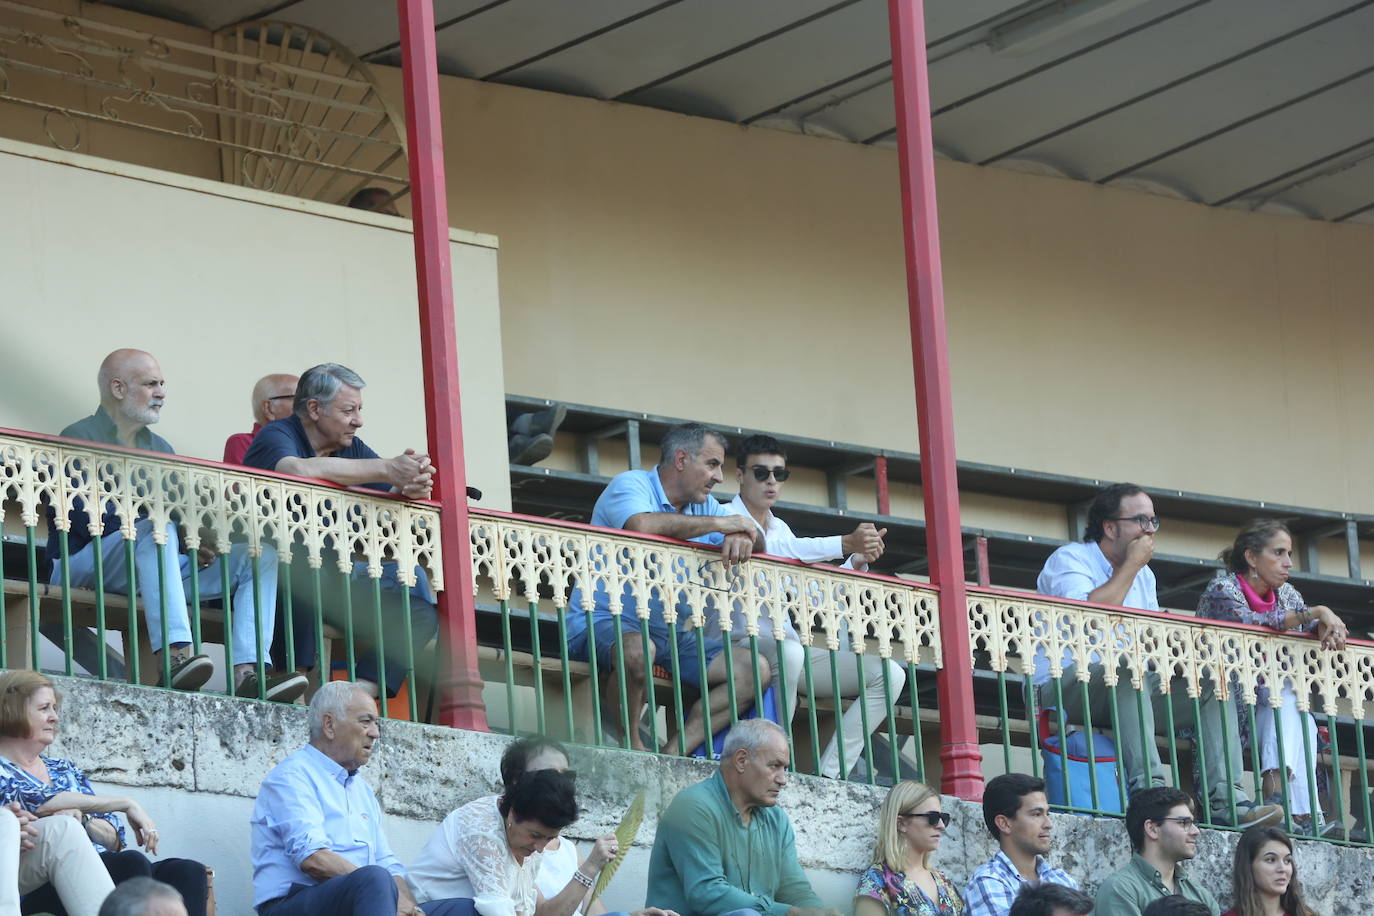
left=968, top=588, right=1374, bottom=719
left=0, top=432, right=441, bottom=589
left=467, top=512, right=942, bottom=666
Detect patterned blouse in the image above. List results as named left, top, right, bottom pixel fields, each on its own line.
left=0, top=754, right=126, bottom=852
left=1195, top=572, right=1315, bottom=633
left=856, top=863, right=965, bottom=916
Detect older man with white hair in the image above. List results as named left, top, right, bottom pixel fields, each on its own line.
left=241, top=363, right=440, bottom=700
left=47, top=348, right=302, bottom=701
left=251, top=681, right=473, bottom=916
left=97, top=877, right=186, bottom=916
left=647, top=719, right=840, bottom=916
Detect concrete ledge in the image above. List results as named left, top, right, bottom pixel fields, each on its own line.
left=41, top=678, right=1374, bottom=915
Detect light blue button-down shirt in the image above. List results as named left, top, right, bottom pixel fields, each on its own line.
left=567, top=469, right=729, bottom=636
left=1032, top=540, right=1158, bottom=686
left=965, top=850, right=1079, bottom=916
left=251, top=744, right=404, bottom=908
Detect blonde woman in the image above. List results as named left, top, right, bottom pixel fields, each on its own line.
left=855, top=781, right=964, bottom=916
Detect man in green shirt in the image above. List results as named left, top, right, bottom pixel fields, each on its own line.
left=1094, top=787, right=1220, bottom=916
left=646, top=719, right=841, bottom=916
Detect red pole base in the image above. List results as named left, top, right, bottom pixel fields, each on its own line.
left=939, top=740, right=985, bottom=800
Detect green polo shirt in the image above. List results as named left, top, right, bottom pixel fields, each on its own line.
left=1094, top=854, right=1220, bottom=916
left=646, top=770, right=821, bottom=916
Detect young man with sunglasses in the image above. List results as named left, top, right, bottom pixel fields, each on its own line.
left=1094, top=787, right=1219, bottom=916
left=720, top=434, right=902, bottom=779
left=1035, top=484, right=1279, bottom=829
left=966, top=774, right=1078, bottom=916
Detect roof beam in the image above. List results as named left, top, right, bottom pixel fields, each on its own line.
left=1210, top=138, right=1374, bottom=207
left=479, top=0, right=686, bottom=83
left=975, top=0, right=1374, bottom=166
left=1095, top=61, right=1374, bottom=184
left=362, top=0, right=515, bottom=62
left=612, top=0, right=865, bottom=102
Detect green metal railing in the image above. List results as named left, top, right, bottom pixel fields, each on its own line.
left=969, top=586, right=1374, bottom=845
left=0, top=431, right=442, bottom=721
left=469, top=512, right=941, bottom=782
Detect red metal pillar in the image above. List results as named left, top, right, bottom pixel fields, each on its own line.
left=874, top=454, right=891, bottom=516
left=887, top=0, right=982, bottom=799
left=396, top=0, right=488, bottom=731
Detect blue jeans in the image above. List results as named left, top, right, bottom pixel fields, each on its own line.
left=54, top=518, right=278, bottom=660
left=258, top=866, right=474, bottom=916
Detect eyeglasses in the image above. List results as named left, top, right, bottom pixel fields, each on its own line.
left=749, top=465, right=790, bottom=482
left=901, top=810, right=951, bottom=827
left=1109, top=515, right=1161, bottom=532
left=267, top=394, right=295, bottom=402
left=1155, top=816, right=1197, bottom=830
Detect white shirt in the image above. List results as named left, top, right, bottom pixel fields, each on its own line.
left=1033, top=540, right=1159, bottom=686
left=720, top=495, right=867, bottom=642
left=408, top=796, right=540, bottom=916
left=534, top=837, right=583, bottom=913
left=725, top=495, right=863, bottom=567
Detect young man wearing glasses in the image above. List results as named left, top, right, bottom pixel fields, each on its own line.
left=1093, top=787, right=1219, bottom=916
left=1036, top=484, right=1279, bottom=828
left=721, top=434, right=902, bottom=780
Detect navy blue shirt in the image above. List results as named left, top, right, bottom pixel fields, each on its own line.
left=46, top=407, right=177, bottom=563
left=241, top=415, right=388, bottom=493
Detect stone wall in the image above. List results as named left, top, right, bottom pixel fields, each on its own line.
left=44, top=678, right=1374, bottom=914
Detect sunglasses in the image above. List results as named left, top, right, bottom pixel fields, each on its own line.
left=902, top=810, right=951, bottom=828
left=749, top=465, right=790, bottom=482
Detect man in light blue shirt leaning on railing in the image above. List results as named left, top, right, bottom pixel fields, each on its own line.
left=1035, top=483, right=1279, bottom=828
left=565, top=422, right=766, bottom=756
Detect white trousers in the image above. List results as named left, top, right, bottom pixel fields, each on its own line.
left=0, top=809, right=114, bottom=916
left=744, top=635, right=905, bottom=779
left=1255, top=680, right=1319, bottom=817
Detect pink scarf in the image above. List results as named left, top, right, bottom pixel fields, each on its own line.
left=1235, top=572, right=1276, bottom=616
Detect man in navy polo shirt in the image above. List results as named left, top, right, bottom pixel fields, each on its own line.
left=566, top=422, right=766, bottom=755
left=242, top=362, right=439, bottom=700
left=49, top=349, right=303, bottom=701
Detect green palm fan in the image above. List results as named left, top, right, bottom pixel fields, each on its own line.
left=587, top=790, right=646, bottom=909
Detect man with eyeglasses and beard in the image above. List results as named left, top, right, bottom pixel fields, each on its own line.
left=1094, top=787, right=1219, bottom=916
left=720, top=434, right=902, bottom=780
left=1035, top=484, right=1279, bottom=828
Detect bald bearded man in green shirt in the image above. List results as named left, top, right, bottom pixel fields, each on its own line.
left=646, top=720, right=840, bottom=916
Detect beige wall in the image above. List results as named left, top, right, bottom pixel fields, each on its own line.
left=363, top=68, right=1374, bottom=520
left=3, top=1, right=1373, bottom=526
left=0, top=139, right=511, bottom=510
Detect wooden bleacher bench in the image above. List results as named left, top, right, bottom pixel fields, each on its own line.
left=505, top=394, right=1374, bottom=635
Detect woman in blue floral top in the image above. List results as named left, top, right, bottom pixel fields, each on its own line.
left=855, top=781, right=964, bottom=916
left=1196, top=520, right=1350, bottom=835
left=0, top=671, right=208, bottom=916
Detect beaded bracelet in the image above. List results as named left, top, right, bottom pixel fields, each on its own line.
left=573, top=870, right=595, bottom=889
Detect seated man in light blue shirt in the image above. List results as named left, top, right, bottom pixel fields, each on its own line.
left=250, top=681, right=472, bottom=916
left=1036, top=484, right=1278, bottom=828
left=566, top=423, right=765, bottom=756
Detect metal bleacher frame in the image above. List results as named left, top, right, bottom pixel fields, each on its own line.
left=505, top=394, right=1374, bottom=635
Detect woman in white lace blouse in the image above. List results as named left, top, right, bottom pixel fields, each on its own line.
left=408, top=769, right=578, bottom=915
